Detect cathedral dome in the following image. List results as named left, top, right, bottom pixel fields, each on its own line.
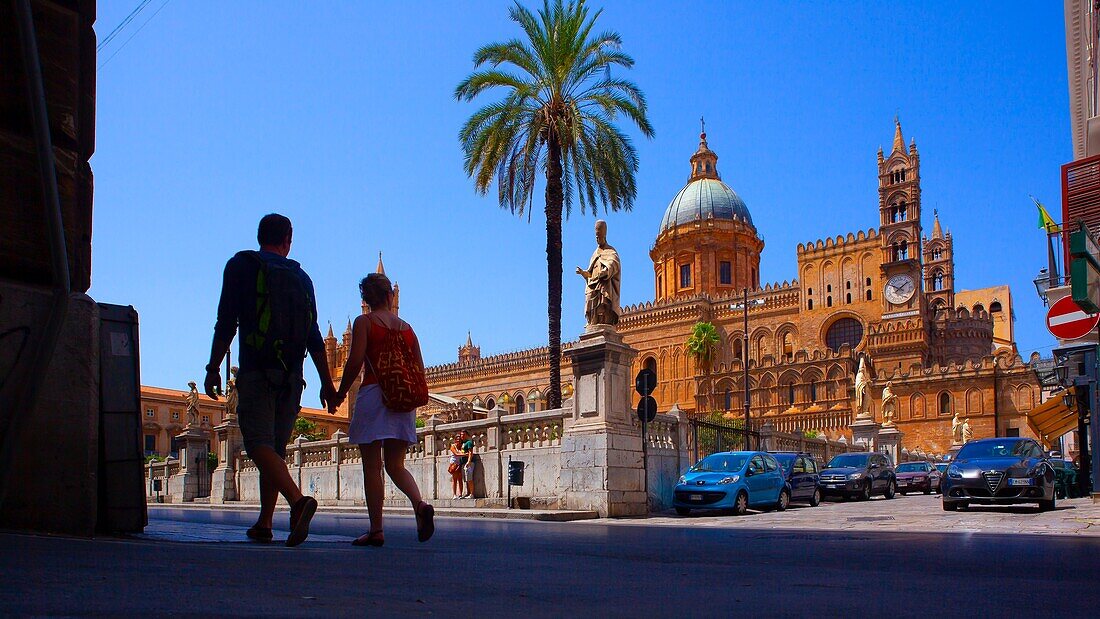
left=659, top=177, right=754, bottom=234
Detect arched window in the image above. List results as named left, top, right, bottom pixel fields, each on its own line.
left=807, top=288, right=813, bottom=310
left=939, top=392, right=951, bottom=416
left=783, top=333, right=794, bottom=360
left=825, top=318, right=864, bottom=352
left=932, top=272, right=944, bottom=291
left=486, top=397, right=496, bottom=410
left=724, top=389, right=733, bottom=411
left=974, top=303, right=985, bottom=314
left=990, top=301, right=1002, bottom=313
left=787, top=383, right=796, bottom=405
left=932, top=248, right=943, bottom=261
left=732, top=341, right=743, bottom=361
left=866, top=289, right=872, bottom=301
left=644, top=356, right=657, bottom=377
left=514, top=394, right=524, bottom=414
left=808, top=299, right=814, bottom=310
left=826, top=296, right=832, bottom=307
left=809, top=381, right=818, bottom=402
left=846, top=293, right=852, bottom=304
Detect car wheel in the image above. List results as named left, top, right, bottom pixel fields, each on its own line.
left=809, top=488, right=822, bottom=507
left=675, top=507, right=691, bottom=516
left=884, top=480, right=896, bottom=500
left=733, top=491, right=749, bottom=516
left=860, top=481, right=872, bottom=501
left=776, top=489, right=790, bottom=512
left=942, top=500, right=957, bottom=511
left=1039, top=494, right=1056, bottom=512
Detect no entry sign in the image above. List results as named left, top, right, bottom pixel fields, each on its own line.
left=1047, top=296, right=1100, bottom=340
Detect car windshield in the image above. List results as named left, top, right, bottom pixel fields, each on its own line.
left=956, top=441, right=1027, bottom=459
left=827, top=453, right=869, bottom=468
left=690, top=454, right=748, bottom=473
left=935, top=464, right=948, bottom=472
left=772, top=454, right=797, bottom=472
left=896, top=463, right=927, bottom=473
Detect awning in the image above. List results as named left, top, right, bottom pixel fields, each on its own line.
left=1025, top=388, right=1078, bottom=448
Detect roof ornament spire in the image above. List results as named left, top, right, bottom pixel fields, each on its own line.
left=326, top=322, right=335, bottom=339
left=689, top=118, right=720, bottom=181
left=376, top=252, right=385, bottom=275
left=892, top=116, right=905, bottom=154
left=466, top=331, right=473, bottom=347
left=932, top=209, right=943, bottom=239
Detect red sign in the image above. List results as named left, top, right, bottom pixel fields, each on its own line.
left=1047, top=296, right=1100, bottom=340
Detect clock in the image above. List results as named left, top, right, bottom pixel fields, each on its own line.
left=884, top=274, right=916, bottom=305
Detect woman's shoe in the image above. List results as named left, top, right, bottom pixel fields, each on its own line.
left=246, top=526, right=273, bottom=542
left=415, top=501, right=435, bottom=543
left=351, top=531, right=384, bottom=547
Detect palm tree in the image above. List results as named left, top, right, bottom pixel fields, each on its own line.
left=455, top=0, right=653, bottom=409
left=685, top=321, right=721, bottom=412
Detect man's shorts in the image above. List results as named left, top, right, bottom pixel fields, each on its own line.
left=464, top=461, right=475, bottom=481
left=235, top=369, right=304, bottom=458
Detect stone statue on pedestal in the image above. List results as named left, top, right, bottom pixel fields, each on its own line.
left=951, top=412, right=962, bottom=445
left=854, top=356, right=872, bottom=417
left=576, top=220, right=621, bottom=328
left=880, top=381, right=898, bottom=426
left=185, top=381, right=200, bottom=427
left=962, top=417, right=973, bottom=443
left=224, top=366, right=239, bottom=421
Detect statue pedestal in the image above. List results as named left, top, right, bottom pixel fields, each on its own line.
left=877, top=425, right=903, bottom=465
left=168, top=427, right=208, bottom=503
left=560, top=327, right=645, bottom=517
left=210, top=418, right=242, bottom=504
left=849, top=417, right=881, bottom=452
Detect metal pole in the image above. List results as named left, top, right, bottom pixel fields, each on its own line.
left=743, top=287, right=751, bottom=437
left=507, top=455, right=512, bottom=509
left=641, top=414, right=649, bottom=514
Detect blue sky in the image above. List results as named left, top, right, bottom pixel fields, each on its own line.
left=90, top=1, right=1069, bottom=407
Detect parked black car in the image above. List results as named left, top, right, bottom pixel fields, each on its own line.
left=819, top=452, right=896, bottom=500
left=1051, top=459, right=1079, bottom=499
left=770, top=452, right=823, bottom=506
left=941, top=437, right=1056, bottom=511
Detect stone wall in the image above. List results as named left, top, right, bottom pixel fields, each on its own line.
left=154, top=406, right=695, bottom=514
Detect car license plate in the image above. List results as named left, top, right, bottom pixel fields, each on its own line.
left=898, top=481, right=907, bottom=486
left=689, top=494, right=703, bottom=501
left=825, top=484, right=838, bottom=489
left=1008, top=478, right=1032, bottom=487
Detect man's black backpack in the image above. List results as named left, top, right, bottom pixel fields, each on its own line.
left=240, top=251, right=314, bottom=372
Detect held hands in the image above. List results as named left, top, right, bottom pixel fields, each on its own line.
left=575, top=267, right=590, bottom=279
left=204, top=368, right=221, bottom=400
left=321, top=382, right=343, bottom=415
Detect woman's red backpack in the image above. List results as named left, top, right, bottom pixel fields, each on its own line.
left=368, top=321, right=429, bottom=412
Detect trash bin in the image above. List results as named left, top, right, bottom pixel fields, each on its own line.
left=508, top=460, right=525, bottom=486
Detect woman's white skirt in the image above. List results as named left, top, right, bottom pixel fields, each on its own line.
left=347, top=384, right=417, bottom=445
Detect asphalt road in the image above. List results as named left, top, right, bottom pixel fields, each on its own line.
left=4, top=506, right=1100, bottom=617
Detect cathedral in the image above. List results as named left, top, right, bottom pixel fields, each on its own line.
left=330, top=121, right=1040, bottom=454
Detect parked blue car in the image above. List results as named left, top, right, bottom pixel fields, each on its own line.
left=673, top=451, right=789, bottom=516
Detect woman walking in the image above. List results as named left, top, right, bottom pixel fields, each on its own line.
left=334, top=273, right=433, bottom=546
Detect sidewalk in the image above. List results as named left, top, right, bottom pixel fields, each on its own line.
left=153, top=501, right=599, bottom=522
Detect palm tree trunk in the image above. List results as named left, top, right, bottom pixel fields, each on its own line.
left=545, top=136, right=564, bottom=409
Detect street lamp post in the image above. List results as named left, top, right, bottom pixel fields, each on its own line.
left=732, top=288, right=765, bottom=446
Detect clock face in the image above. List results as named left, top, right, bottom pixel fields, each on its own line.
left=884, top=274, right=916, bottom=305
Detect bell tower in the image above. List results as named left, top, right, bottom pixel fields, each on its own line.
left=876, top=119, right=924, bottom=316
left=868, top=119, right=929, bottom=371
left=922, top=210, right=955, bottom=311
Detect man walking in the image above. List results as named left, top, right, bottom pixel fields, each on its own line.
left=204, top=213, right=335, bottom=547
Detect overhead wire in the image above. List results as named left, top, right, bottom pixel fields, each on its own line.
left=96, top=0, right=154, bottom=52
left=98, top=0, right=174, bottom=72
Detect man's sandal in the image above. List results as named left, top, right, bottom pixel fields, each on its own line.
left=414, top=501, right=434, bottom=543
left=351, top=531, right=385, bottom=547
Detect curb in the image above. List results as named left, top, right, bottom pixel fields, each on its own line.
left=148, top=503, right=599, bottom=522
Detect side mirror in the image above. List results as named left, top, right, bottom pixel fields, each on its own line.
left=745, top=467, right=755, bottom=477
left=870, top=463, right=881, bottom=469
